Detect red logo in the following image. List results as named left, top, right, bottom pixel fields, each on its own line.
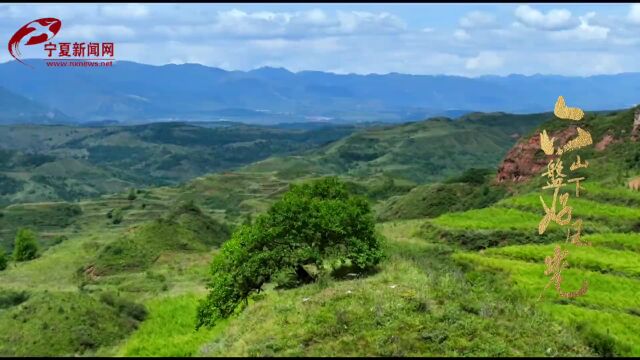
left=9, top=18, right=62, bottom=67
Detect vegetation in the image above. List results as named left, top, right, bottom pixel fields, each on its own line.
left=0, top=202, right=82, bottom=250
left=13, top=228, right=39, bottom=262
left=243, top=113, right=549, bottom=184
left=119, top=294, right=228, bottom=357
left=196, top=177, right=384, bottom=328
left=0, top=106, right=638, bottom=356
left=200, top=221, right=591, bottom=356
left=86, top=202, right=230, bottom=277
left=127, top=188, right=137, bottom=201
left=0, top=122, right=357, bottom=205
left=0, top=291, right=145, bottom=356
left=0, top=248, right=7, bottom=270
left=376, top=168, right=507, bottom=222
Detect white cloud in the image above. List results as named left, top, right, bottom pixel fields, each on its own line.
left=150, top=9, right=406, bottom=40
left=0, top=4, right=99, bottom=20
left=515, top=5, right=578, bottom=31
left=62, top=25, right=136, bottom=40
left=100, top=4, right=149, bottom=19
left=460, top=11, right=496, bottom=29
left=550, top=12, right=609, bottom=41
left=465, top=52, right=504, bottom=71
left=628, top=4, right=640, bottom=24
left=0, top=4, right=638, bottom=76
left=453, top=29, right=470, bottom=41
left=335, top=10, right=406, bottom=34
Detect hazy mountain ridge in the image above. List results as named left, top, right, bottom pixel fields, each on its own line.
left=1, top=60, right=639, bottom=124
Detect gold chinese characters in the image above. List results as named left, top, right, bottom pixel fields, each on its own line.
left=537, top=96, right=593, bottom=301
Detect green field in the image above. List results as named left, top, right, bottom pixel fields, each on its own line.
left=445, top=190, right=640, bottom=356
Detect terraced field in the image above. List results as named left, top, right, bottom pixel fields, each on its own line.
left=426, top=187, right=640, bottom=356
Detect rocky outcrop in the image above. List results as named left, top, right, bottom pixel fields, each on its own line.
left=632, top=108, right=640, bottom=142
left=595, top=134, right=620, bottom=151
left=495, top=127, right=577, bottom=183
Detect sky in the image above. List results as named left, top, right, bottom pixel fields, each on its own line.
left=0, top=3, right=638, bottom=76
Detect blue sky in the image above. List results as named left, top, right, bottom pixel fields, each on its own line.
left=0, top=3, right=638, bottom=76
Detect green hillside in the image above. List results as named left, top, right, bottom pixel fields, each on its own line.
left=0, top=122, right=357, bottom=205
left=431, top=108, right=640, bottom=356
left=0, top=107, right=637, bottom=356
left=243, top=112, right=550, bottom=184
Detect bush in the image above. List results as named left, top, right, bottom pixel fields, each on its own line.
left=51, top=235, right=68, bottom=246
left=196, top=177, right=385, bottom=328
left=0, top=249, right=7, bottom=271
left=111, top=208, right=123, bottom=224
left=99, top=292, right=148, bottom=322
left=128, top=188, right=137, bottom=201
left=0, top=290, right=29, bottom=309
left=444, top=167, right=494, bottom=185
left=13, top=228, right=39, bottom=262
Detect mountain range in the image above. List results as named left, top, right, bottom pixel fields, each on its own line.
left=0, top=59, right=639, bottom=124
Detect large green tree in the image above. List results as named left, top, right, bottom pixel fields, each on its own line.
left=196, top=177, right=384, bottom=328
left=13, top=228, right=39, bottom=262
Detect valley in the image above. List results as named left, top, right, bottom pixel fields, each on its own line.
left=0, top=107, right=638, bottom=356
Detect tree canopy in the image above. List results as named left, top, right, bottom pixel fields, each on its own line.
left=196, top=177, right=384, bottom=329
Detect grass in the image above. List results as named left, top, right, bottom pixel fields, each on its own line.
left=0, top=106, right=637, bottom=356
left=86, top=203, right=229, bottom=276
left=198, top=220, right=592, bottom=357
left=375, top=176, right=507, bottom=222
left=117, top=293, right=228, bottom=357
left=454, top=231, right=640, bottom=357
left=497, top=192, right=640, bottom=225
left=580, top=182, right=640, bottom=207
left=430, top=207, right=543, bottom=230
left=484, top=243, right=640, bottom=278
left=583, top=233, right=640, bottom=253
left=0, top=191, right=227, bottom=356
left=430, top=170, right=640, bottom=357
left=0, top=290, right=143, bottom=356
left=454, top=253, right=640, bottom=311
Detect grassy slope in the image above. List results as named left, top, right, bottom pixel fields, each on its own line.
left=0, top=108, right=634, bottom=356
left=421, top=192, right=640, bottom=355
left=116, top=293, right=228, bottom=357
left=80, top=104, right=640, bottom=358
left=195, top=220, right=591, bottom=357
left=0, top=187, right=225, bottom=356
left=0, top=290, right=142, bottom=356
left=0, top=122, right=357, bottom=205
left=434, top=107, right=640, bottom=356
left=242, top=113, right=549, bottom=184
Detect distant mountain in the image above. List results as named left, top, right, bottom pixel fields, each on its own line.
left=0, top=86, right=70, bottom=124
left=1, top=59, right=639, bottom=124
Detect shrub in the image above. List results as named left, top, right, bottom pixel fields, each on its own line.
left=196, top=177, right=385, bottom=328
left=13, top=228, right=39, bottom=262
left=51, top=235, right=68, bottom=246
left=444, top=167, right=494, bottom=185
left=99, top=292, right=148, bottom=322
left=111, top=208, right=123, bottom=224
left=128, top=188, right=137, bottom=201
left=0, top=249, right=7, bottom=271
left=0, top=290, right=29, bottom=309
